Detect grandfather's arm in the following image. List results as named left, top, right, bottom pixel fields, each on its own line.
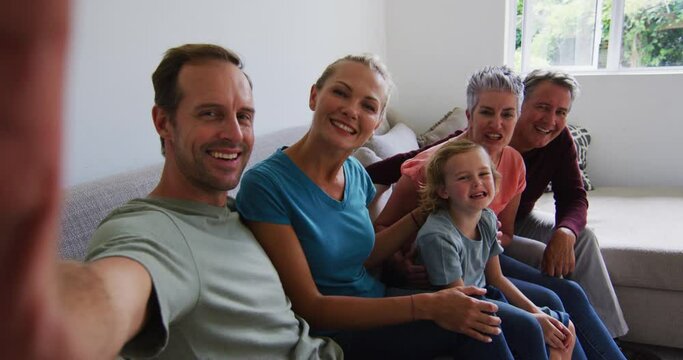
left=365, top=131, right=461, bottom=185
left=543, top=129, right=588, bottom=276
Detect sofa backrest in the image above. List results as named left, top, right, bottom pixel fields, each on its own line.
left=59, top=164, right=163, bottom=260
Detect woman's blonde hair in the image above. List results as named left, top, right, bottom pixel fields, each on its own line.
left=419, top=139, right=501, bottom=214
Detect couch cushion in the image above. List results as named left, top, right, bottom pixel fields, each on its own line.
left=60, top=164, right=163, bottom=260
left=536, top=187, right=683, bottom=291
left=416, top=107, right=467, bottom=147
left=365, top=123, right=418, bottom=159
left=352, top=146, right=382, bottom=167
left=546, top=124, right=594, bottom=192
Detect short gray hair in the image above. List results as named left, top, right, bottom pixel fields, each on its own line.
left=466, top=65, right=524, bottom=114
left=523, top=69, right=580, bottom=104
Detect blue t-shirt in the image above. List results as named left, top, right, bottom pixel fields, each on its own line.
left=237, top=149, right=384, bottom=298
left=416, top=208, right=504, bottom=288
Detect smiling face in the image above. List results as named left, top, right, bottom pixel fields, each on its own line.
left=158, top=60, right=255, bottom=195
left=438, top=147, right=497, bottom=214
left=308, top=60, right=388, bottom=152
left=466, top=90, right=518, bottom=158
left=514, top=81, right=572, bottom=153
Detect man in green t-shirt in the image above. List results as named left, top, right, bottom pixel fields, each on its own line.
left=0, top=38, right=340, bottom=359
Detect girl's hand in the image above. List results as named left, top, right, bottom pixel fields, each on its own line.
left=532, top=313, right=573, bottom=350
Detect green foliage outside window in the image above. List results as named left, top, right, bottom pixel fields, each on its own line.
left=621, top=0, right=683, bottom=67
left=515, top=0, right=683, bottom=70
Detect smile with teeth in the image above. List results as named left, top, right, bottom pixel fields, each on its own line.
left=534, top=125, right=553, bottom=134
left=470, top=191, right=488, bottom=199
left=209, top=151, right=238, bottom=160
left=331, top=119, right=357, bottom=135
left=485, top=133, right=502, bottom=140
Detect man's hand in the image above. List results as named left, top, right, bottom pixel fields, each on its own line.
left=541, top=227, right=576, bottom=277
left=423, top=286, right=501, bottom=343
left=386, top=244, right=430, bottom=288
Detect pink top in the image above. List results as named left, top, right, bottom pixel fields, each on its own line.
left=401, top=139, right=527, bottom=215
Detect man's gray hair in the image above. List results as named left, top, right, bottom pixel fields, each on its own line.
left=466, top=65, right=524, bottom=113
left=523, top=69, right=581, bottom=104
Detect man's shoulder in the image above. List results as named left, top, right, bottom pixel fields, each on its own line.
left=101, top=198, right=179, bottom=226
left=544, top=127, right=574, bottom=151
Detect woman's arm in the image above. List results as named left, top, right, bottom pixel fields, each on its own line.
left=245, top=220, right=502, bottom=341
left=246, top=220, right=414, bottom=329
left=496, top=193, right=521, bottom=247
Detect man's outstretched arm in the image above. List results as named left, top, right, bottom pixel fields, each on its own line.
left=0, top=0, right=152, bottom=357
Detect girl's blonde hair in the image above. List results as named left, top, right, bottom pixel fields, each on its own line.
left=419, top=139, right=501, bottom=214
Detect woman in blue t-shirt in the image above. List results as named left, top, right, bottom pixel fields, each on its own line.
left=238, top=55, right=531, bottom=359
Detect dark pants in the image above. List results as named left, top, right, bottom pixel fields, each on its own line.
left=330, top=319, right=513, bottom=360
left=501, top=254, right=625, bottom=360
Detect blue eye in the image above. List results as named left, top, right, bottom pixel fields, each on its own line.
left=363, top=103, right=377, bottom=113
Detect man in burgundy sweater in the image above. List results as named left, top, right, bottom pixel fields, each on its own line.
left=366, top=69, right=628, bottom=338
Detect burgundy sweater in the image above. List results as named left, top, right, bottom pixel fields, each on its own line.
left=365, top=127, right=588, bottom=236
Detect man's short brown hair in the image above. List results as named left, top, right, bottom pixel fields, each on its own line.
left=152, top=44, right=252, bottom=155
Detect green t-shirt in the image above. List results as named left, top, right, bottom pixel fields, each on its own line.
left=87, top=197, right=341, bottom=359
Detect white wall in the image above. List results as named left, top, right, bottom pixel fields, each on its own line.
left=66, top=1, right=682, bottom=187
left=385, top=1, right=683, bottom=187
left=64, top=0, right=386, bottom=186
left=570, top=73, right=683, bottom=187
left=385, top=1, right=507, bottom=133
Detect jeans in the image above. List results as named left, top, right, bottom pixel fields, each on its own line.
left=501, top=254, right=626, bottom=360
left=330, top=320, right=513, bottom=359
left=511, top=210, right=628, bottom=337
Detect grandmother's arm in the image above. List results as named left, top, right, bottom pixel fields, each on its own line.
left=497, top=193, right=521, bottom=248
left=373, top=175, right=421, bottom=232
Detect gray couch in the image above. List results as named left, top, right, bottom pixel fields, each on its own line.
left=60, top=122, right=683, bottom=350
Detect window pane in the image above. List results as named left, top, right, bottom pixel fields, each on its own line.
left=522, top=0, right=600, bottom=69
left=621, top=0, right=683, bottom=67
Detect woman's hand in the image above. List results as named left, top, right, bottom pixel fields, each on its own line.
left=416, top=286, right=502, bottom=343
left=532, top=313, right=573, bottom=350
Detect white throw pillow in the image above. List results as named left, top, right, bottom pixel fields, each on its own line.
left=352, top=146, right=382, bottom=167
left=365, top=123, right=419, bottom=159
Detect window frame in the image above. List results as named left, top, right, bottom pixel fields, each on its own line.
left=507, top=0, right=683, bottom=74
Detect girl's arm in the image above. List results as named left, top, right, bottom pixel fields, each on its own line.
left=485, top=255, right=572, bottom=349
left=244, top=220, right=502, bottom=342
left=485, top=255, right=538, bottom=314
left=496, top=193, right=521, bottom=247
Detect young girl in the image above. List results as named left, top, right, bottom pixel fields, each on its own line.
left=417, top=139, right=578, bottom=360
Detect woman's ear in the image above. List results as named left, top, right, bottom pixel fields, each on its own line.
left=309, top=84, right=318, bottom=111
left=465, top=109, right=472, bottom=124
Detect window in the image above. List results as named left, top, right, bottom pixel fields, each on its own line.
left=511, top=0, right=683, bottom=72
